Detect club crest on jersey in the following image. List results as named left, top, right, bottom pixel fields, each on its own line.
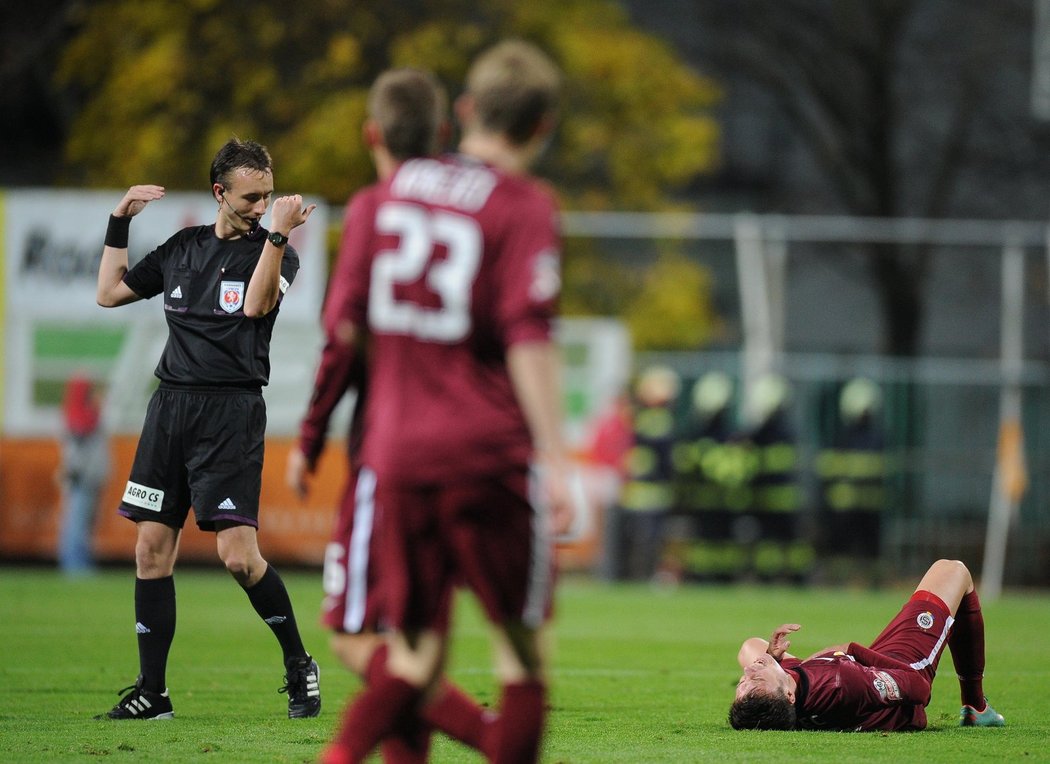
left=916, top=610, right=935, bottom=630
left=872, top=670, right=902, bottom=701
left=220, top=280, right=245, bottom=313
left=529, top=248, right=561, bottom=302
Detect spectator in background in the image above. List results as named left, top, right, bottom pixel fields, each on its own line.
left=815, top=377, right=888, bottom=582
left=672, top=371, right=747, bottom=581
left=737, top=373, right=812, bottom=582
left=56, top=373, right=109, bottom=576
left=582, top=390, right=634, bottom=551
left=602, top=365, right=681, bottom=582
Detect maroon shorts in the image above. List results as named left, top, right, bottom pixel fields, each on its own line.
left=868, top=591, right=954, bottom=683
left=376, top=469, right=556, bottom=634
left=320, top=466, right=384, bottom=634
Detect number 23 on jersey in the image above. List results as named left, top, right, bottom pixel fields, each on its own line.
left=368, top=202, right=482, bottom=343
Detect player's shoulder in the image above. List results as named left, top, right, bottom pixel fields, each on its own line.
left=471, top=163, right=558, bottom=226
left=343, top=182, right=385, bottom=222
left=499, top=171, right=557, bottom=208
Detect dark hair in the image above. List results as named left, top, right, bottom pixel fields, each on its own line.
left=369, top=68, right=447, bottom=161
left=210, top=137, right=273, bottom=190
left=728, top=689, right=796, bottom=731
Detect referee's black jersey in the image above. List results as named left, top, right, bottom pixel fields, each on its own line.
left=123, top=224, right=300, bottom=387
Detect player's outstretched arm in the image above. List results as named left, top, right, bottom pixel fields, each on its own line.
left=97, top=185, right=165, bottom=308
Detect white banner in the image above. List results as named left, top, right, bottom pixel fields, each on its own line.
left=3, top=188, right=326, bottom=319
left=1, top=188, right=328, bottom=436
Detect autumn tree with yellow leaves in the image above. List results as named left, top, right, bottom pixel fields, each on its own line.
left=56, top=0, right=723, bottom=348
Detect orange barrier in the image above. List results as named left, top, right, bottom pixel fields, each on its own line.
left=0, top=436, right=344, bottom=565
left=0, top=436, right=600, bottom=570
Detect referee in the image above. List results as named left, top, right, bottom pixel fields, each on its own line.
left=95, top=138, right=321, bottom=720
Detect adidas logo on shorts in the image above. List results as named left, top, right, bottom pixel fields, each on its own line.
left=169, top=285, right=182, bottom=298
left=218, top=497, right=237, bottom=510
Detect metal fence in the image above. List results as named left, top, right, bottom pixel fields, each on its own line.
left=563, top=211, right=1050, bottom=587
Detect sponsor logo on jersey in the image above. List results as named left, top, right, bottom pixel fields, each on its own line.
left=279, top=275, right=290, bottom=294
left=220, top=280, right=245, bottom=313
left=123, top=481, right=164, bottom=512
left=872, top=670, right=902, bottom=701
left=916, top=611, right=935, bottom=630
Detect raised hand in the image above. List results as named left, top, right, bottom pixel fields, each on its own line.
left=114, top=185, right=165, bottom=218
left=766, top=623, right=801, bottom=661
left=270, top=194, right=317, bottom=233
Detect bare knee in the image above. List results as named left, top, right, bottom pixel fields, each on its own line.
left=330, top=632, right=383, bottom=676
left=215, top=525, right=265, bottom=586
left=493, top=621, right=546, bottom=684
left=935, top=559, right=973, bottom=588
left=917, top=559, right=974, bottom=611
left=135, top=543, right=175, bottom=578
left=386, top=630, right=445, bottom=690
left=221, top=552, right=263, bottom=586
left=134, top=525, right=178, bottom=578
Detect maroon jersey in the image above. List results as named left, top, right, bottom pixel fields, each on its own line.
left=783, top=643, right=934, bottom=731
left=325, top=155, right=561, bottom=484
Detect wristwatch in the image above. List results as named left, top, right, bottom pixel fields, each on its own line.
left=267, top=231, right=289, bottom=247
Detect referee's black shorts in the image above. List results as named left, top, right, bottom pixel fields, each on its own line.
left=118, top=383, right=266, bottom=531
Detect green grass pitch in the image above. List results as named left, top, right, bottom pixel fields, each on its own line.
left=0, top=566, right=1044, bottom=762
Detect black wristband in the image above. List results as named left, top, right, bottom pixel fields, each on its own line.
left=105, top=215, right=131, bottom=248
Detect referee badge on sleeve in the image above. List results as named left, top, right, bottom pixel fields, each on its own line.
left=220, top=280, right=245, bottom=313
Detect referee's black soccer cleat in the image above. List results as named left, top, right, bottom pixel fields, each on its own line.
left=96, top=676, right=174, bottom=720
left=280, top=655, right=321, bottom=718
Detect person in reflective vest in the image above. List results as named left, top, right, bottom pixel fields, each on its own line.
left=738, top=374, right=812, bottom=581
left=815, top=377, right=888, bottom=581
left=601, top=365, right=681, bottom=581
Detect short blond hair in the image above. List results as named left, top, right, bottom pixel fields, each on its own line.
left=368, top=68, right=447, bottom=160
left=465, top=39, right=561, bottom=145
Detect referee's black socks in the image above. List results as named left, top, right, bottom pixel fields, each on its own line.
left=242, top=565, right=307, bottom=663
left=135, top=576, right=176, bottom=694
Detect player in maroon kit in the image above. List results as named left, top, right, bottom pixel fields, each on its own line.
left=319, top=40, right=573, bottom=764
left=287, top=68, right=496, bottom=761
left=729, top=558, right=1005, bottom=731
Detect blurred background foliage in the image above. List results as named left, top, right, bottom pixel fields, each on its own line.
left=7, top=1, right=1050, bottom=355
left=52, top=0, right=722, bottom=348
